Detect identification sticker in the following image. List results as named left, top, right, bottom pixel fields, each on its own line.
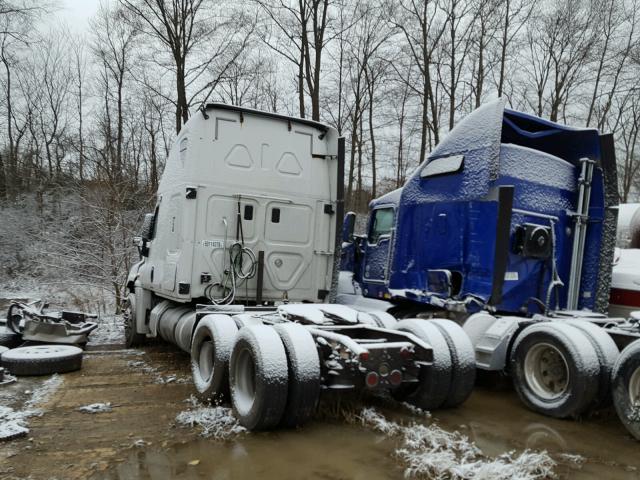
left=504, top=271, right=519, bottom=281
left=202, top=239, right=224, bottom=248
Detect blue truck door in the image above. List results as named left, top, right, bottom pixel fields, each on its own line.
left=363, top=207, right=395, bottom=284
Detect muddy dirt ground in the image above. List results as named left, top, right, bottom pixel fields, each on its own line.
left=1, top=337, right=640, bottom=479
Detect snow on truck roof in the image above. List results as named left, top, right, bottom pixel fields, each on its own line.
left=203, top=103, right=332, bottom=133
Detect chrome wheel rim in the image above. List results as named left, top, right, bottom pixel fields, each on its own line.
left=524, top=342, right=569, bottom=400
left=198, top=340, right=214, bottom=382
left=234, top=347, right=256, bottom=414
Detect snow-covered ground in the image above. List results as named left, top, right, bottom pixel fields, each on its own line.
left=358, top=407, right=555, bottom=479
left=176, top=396, right=246, bottom=440
left=87, top=315, right=125, bottom=346
left=0, top=375, right=63, bottom=441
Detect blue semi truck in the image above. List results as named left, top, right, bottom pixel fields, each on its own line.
left=340, top=99, right=640, bottom=440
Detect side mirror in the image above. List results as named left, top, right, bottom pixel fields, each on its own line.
left=342, top=211, right=356, bottom=243
left=140, top=213, right=155, bottom=241
left=427, top=269, right=452, bottom=297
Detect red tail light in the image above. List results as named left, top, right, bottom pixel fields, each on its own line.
left=359, top=351, right=370, bottom=362
left=389, top=369, right=403, bottom=386
left=365, top=371, right=379, bottom=388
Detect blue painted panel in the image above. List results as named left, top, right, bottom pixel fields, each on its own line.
left=349, top=101, right=607, bottom=316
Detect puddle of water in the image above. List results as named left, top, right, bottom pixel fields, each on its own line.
left=100, top=422, right=401, bottom=480
left=434, top=385, right=640, bottom=479
left=99, top=385, right=640, bottom=480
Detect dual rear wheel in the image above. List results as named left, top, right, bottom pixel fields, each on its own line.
left=190, top=315, right=321, bottom=430
left=393, top=318, right=476, bottom=410
left=612, top=339, right=640, bottom=440
left=510, top=322, right=619, bottom=419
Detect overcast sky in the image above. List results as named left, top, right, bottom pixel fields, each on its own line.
left=59, top=0, right=100, bottom=31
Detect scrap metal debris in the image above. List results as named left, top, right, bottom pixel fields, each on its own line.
left=6, top=300, right=97, bottom=345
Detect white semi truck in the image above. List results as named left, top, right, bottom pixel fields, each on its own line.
left=124, top=104, right=475, bottom=430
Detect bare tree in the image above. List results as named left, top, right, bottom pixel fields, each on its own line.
left=439, top=0, right=474, bottom=129
left=0, top=0, right=47, bottom=197
left=522, top=0, right=594, bottom=121
left=71, top=33, right=88, bottom=181
left=585, top=0, right=638, bottom=129
left=495, top=0, right=533, bottom=98
left=256, top=0, right=333, bottom=121
left=392, top=0, right=447, bottom=163
left=92, top=4, right=139, bottom=185
left=120, top=0, right=253, bottom=133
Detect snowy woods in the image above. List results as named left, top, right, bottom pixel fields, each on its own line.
left=1, top=0, right=640, bottom=309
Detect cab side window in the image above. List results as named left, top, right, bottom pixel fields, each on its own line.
left=368, top=208, right=394, bottom=244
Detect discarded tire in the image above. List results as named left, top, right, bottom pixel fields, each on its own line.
left=394, top=319, right=453, bottom=410
left=431, top=319, right=477, bottom=408
left=511, top=322, right=600, bottom=418
left=612, top=340, right=640, bottom=440
left=230, top=325, right=289, bottom=430
left=563, top=319, right=619, bottom=408
left=1, top=345, right=83, bottom=376
left=123, top=294, right=145, bottom=348
left=0, top=326, right=21, bottom=349
left=190, top=314, right=238, bottom=401
left=274, top=323, right=321, bottom=427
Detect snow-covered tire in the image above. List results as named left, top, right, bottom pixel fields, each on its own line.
left=123, top=294, right=145, bottom=348
left=190, top=314, right=238, bottom=402
left=563, top=319, right=619, bottom=408
left=274, top=323, right=321, bottom=428
left=430, top=319, right=477, bottom=408
left=511, top=323, right=600, bottom=418
left=175, top=312, right=197, bottom=353
left=1, top=345, right=83, bottom=376
left=368, top=311, right=397, bottom=329
left=394, top=319, right=452, bottom=410
left=612, top=340, right=640, bottom=440
left=230, top=325, right=289, bottom=430
left=232, top=314, right=263, bottom=329
left=0, top=326, right=21, bottom=349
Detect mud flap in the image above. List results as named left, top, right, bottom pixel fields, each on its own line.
left=473, top=316, right=521, bottom=370
left=134, top=284, right=153, bottom=335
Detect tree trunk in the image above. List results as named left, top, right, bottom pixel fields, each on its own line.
left=498, top=0, right=510, bottom=97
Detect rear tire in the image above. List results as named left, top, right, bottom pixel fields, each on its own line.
left=612, top=340, right=640, bottom=440
left=563, top=319, right=619, bottom=408
left=2, top=345, right=83, bottom=376
left=232, top=314, right=263, bottom=329
left=274, top=323, right=321, bottom=427
left=368, top=311, right=397, bottom=329
left=123, top=294, right=145, bottom=348
left=511, top=322, right=600, bottom=418
left=394, top=319, right=452, bottom=410
left=430, top=319, right=476, bottom=408
left=229, top=325, right=289, bottom=430
left=190, top=314, right=238, bottom=402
